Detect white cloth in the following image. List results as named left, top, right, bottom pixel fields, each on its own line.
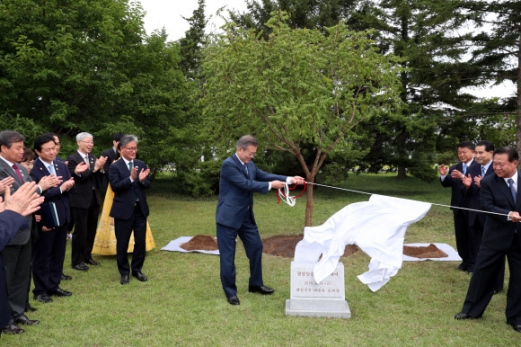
left=294, top=194, right=431, bottom=292
left=161, top=237, right=220, bottom=255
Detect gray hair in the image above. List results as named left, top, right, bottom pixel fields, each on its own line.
left=0, top=130, right=25, bottom=149
left=76, top=132, right=93, bottom=142
left=118, top=134, right=138, bottom=149
left=236, top=135, right=258, bottom=150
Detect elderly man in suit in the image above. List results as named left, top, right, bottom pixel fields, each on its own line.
left=455, top=146, right=521, bottom=333
left=0, top=182, right=44, bottom=337
left=439, top=141, right=478, bottom=272
left=100, top=132, right=124, bottom=198
left=216, top=135, right=305, bottom=305
left=30, top=134, right=75, bottom=303
left=67, top=132, right=107, bottom=271
left=0, top=130, right=59, bottom=334
left=109, top=135, right=150, bottom=285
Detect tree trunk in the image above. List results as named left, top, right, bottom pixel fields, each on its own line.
left=517, top=30, right=521, bottom=169
left=305, top=182, right=314, bottom=226
left=397, top=166, right=407, bottom=178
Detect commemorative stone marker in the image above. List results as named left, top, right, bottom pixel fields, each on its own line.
left=285, top=262, right=351, bottom=318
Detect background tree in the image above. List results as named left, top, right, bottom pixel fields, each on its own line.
left=0, top=0, right=188, bottom=171
left=202, top=13, right=402, bottom=225
left=464, top=0, right=520, bottom=156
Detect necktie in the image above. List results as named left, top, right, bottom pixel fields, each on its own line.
left=244, top=165, right=248, bottom=175
left=481, top=166, right=486, bottom=177
left=128, top=161, right=133, bottom=171
left=12, top=164, right=23, bottom=182
left=508, top=178, right=517, bottom=205
left=462, top=163, right=467, bottom=176
left=48, top=164, right=55, bottom=175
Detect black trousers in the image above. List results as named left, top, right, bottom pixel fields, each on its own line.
left=71, top=192, right=99, bottom=266
left=2, top=241, right=31, bottom=320
left=32, top=224, right=67, bottom=295
left=114, top=205, right=147, bottom=276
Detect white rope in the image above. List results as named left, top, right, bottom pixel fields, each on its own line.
left=277, top=184, right=297, bottom=207
left=307, top=182, right=510, bottom=218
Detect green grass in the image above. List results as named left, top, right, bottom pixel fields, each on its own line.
left=4, top=173, right=518, bottom=346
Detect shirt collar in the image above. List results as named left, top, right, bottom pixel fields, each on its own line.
left=235, top=153, right=246, bottom=166
left=39, top=157, right=53, bottom=167
left=0, top=155, right=14, bottom=167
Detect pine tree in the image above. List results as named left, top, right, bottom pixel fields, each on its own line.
left=178, top=0, right=207, bottom=80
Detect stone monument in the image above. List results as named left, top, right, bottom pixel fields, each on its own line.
left=285, top=261, right=351, bottom=318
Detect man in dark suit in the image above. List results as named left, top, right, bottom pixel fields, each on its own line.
left=0, top=182, right=45, bottom=337
left=30, top=134, right=75, bottom=303
left=100, top=132, right=123, bottom=198
left=455, top=146, right=521, bottom=333
left=439, top=141, right=477, bottom=272
left=108, top=135, right=150, bottom=285
left=462, top=141, right=505, bottom=291
left=67, top=132, right=107, bottom=271
left=0, top=130, right=59, bottom=334
left=216, top=135, right=305, bottom=305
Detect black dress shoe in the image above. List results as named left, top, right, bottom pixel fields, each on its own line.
left=72, top=263, right=89, bottom=271
left=61, top=273, right=72, bottom=281
left=2, top=323, right=25, bottom=334
left=512, top=324, right=521, bottom=333
left=34, top=293, right=53, bottom=303
left=228, top=295, right=240, bottom=305
left=454, top=312, right=472, bottom=320
left=456, top=263, right=467, bottom=271
left=120, top=275, right=129, bottom=285
left=248, top=285, right=275, bottom=295
left=48, top=287, right=72, bottom=297
left=25, top=304, right=37, bottom=312
left=14, top=314, right=39, bottom=326
left=132, top=271, right=148, bottom=282
left=85, top=258, right=99, bottom=266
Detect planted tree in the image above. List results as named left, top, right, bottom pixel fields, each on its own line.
left=202, top=13, right=402, bottom=225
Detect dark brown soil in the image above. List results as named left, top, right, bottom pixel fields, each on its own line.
left=262, top=235, right=359, bottom=258
left=403, top=243, right=448, bottom=258
left=181, top=235, right=219, bottom=251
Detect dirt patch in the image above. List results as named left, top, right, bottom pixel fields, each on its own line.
left=403, top=243, right=448, bottom=258
left=181, top=235, right=219, bottom=251
left=262, top=235, right=359, bottom=258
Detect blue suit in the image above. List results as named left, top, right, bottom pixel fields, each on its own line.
left=30, top=158, right=71, bottom=296
left=109, top=158, right=150, bottom=276
left=216, top=155, right=287, bottom=298
left=461, top=171, right=521, bottom=325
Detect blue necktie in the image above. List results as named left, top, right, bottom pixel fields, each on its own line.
left=244, top=165, right=248, bottom=175
left=481, top=166, right=486, bottom=177
left=48, top=164, right=54, bottom=175
left=508, top=178, right=516, bottom=205
left=462, top=163, right=467, bottom=176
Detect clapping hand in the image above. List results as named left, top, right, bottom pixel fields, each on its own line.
left=60, top=177, right=75, bottom=192
left=0, top=177, right=15, bottom=194
left=74, top=162, right=89, bottom=175
left=95, top=156, right=108, bottom=172
left=39, top=175, right=63, bottom=191
left=0, top=182, right=44, bottom=216
left=138, top=168, right=150, bottom=183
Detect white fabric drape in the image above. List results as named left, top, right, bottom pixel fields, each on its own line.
left=294, top=194, right=431, bottom=292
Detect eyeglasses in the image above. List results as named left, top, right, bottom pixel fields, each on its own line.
left=123, top=147, right=138, bottom=152
left=80, top=140, right=94, bottom=145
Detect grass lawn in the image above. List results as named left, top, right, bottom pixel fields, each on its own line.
left=4, top=173, right=519, bottom=346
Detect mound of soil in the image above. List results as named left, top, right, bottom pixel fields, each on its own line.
left=262, top=235, right=359, bottom=259
left=403, top=243, right=448, bottom=258
left=181, top=235, right=219, bottom=251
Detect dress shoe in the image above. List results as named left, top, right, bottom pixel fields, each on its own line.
left=228, top=295, right=240, bottom=305
left=512, top=324, right=521, bottom=333
left=248, top=285, right=275, bottom=295
left=34, top=293, right=53, bottom=303
left=120, top=275, right=129, bottom=285
left=61, top=273, right=72, bottom=281
left=456, top=263, right=467, bottom=271
left=132, top=271, right=148, bottom=282
left=72, top=263, right=89, bottom=271
left=15, top=314, right=39, bottom=326
left=454, top=312, right=473, bottom=320
left=85, top=258, right=99, bottom=266
left=48, top=287, right=72, bottom=297
left=2, top=323, right=25, bottom=334
left=25, top=304, right=37, bottom=312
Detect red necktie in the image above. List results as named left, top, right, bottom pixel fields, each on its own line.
left=12, top=164, right=24, bottom=182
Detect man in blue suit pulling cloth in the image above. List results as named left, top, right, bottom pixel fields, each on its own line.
left=216, top=135, right=304, bottom=305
